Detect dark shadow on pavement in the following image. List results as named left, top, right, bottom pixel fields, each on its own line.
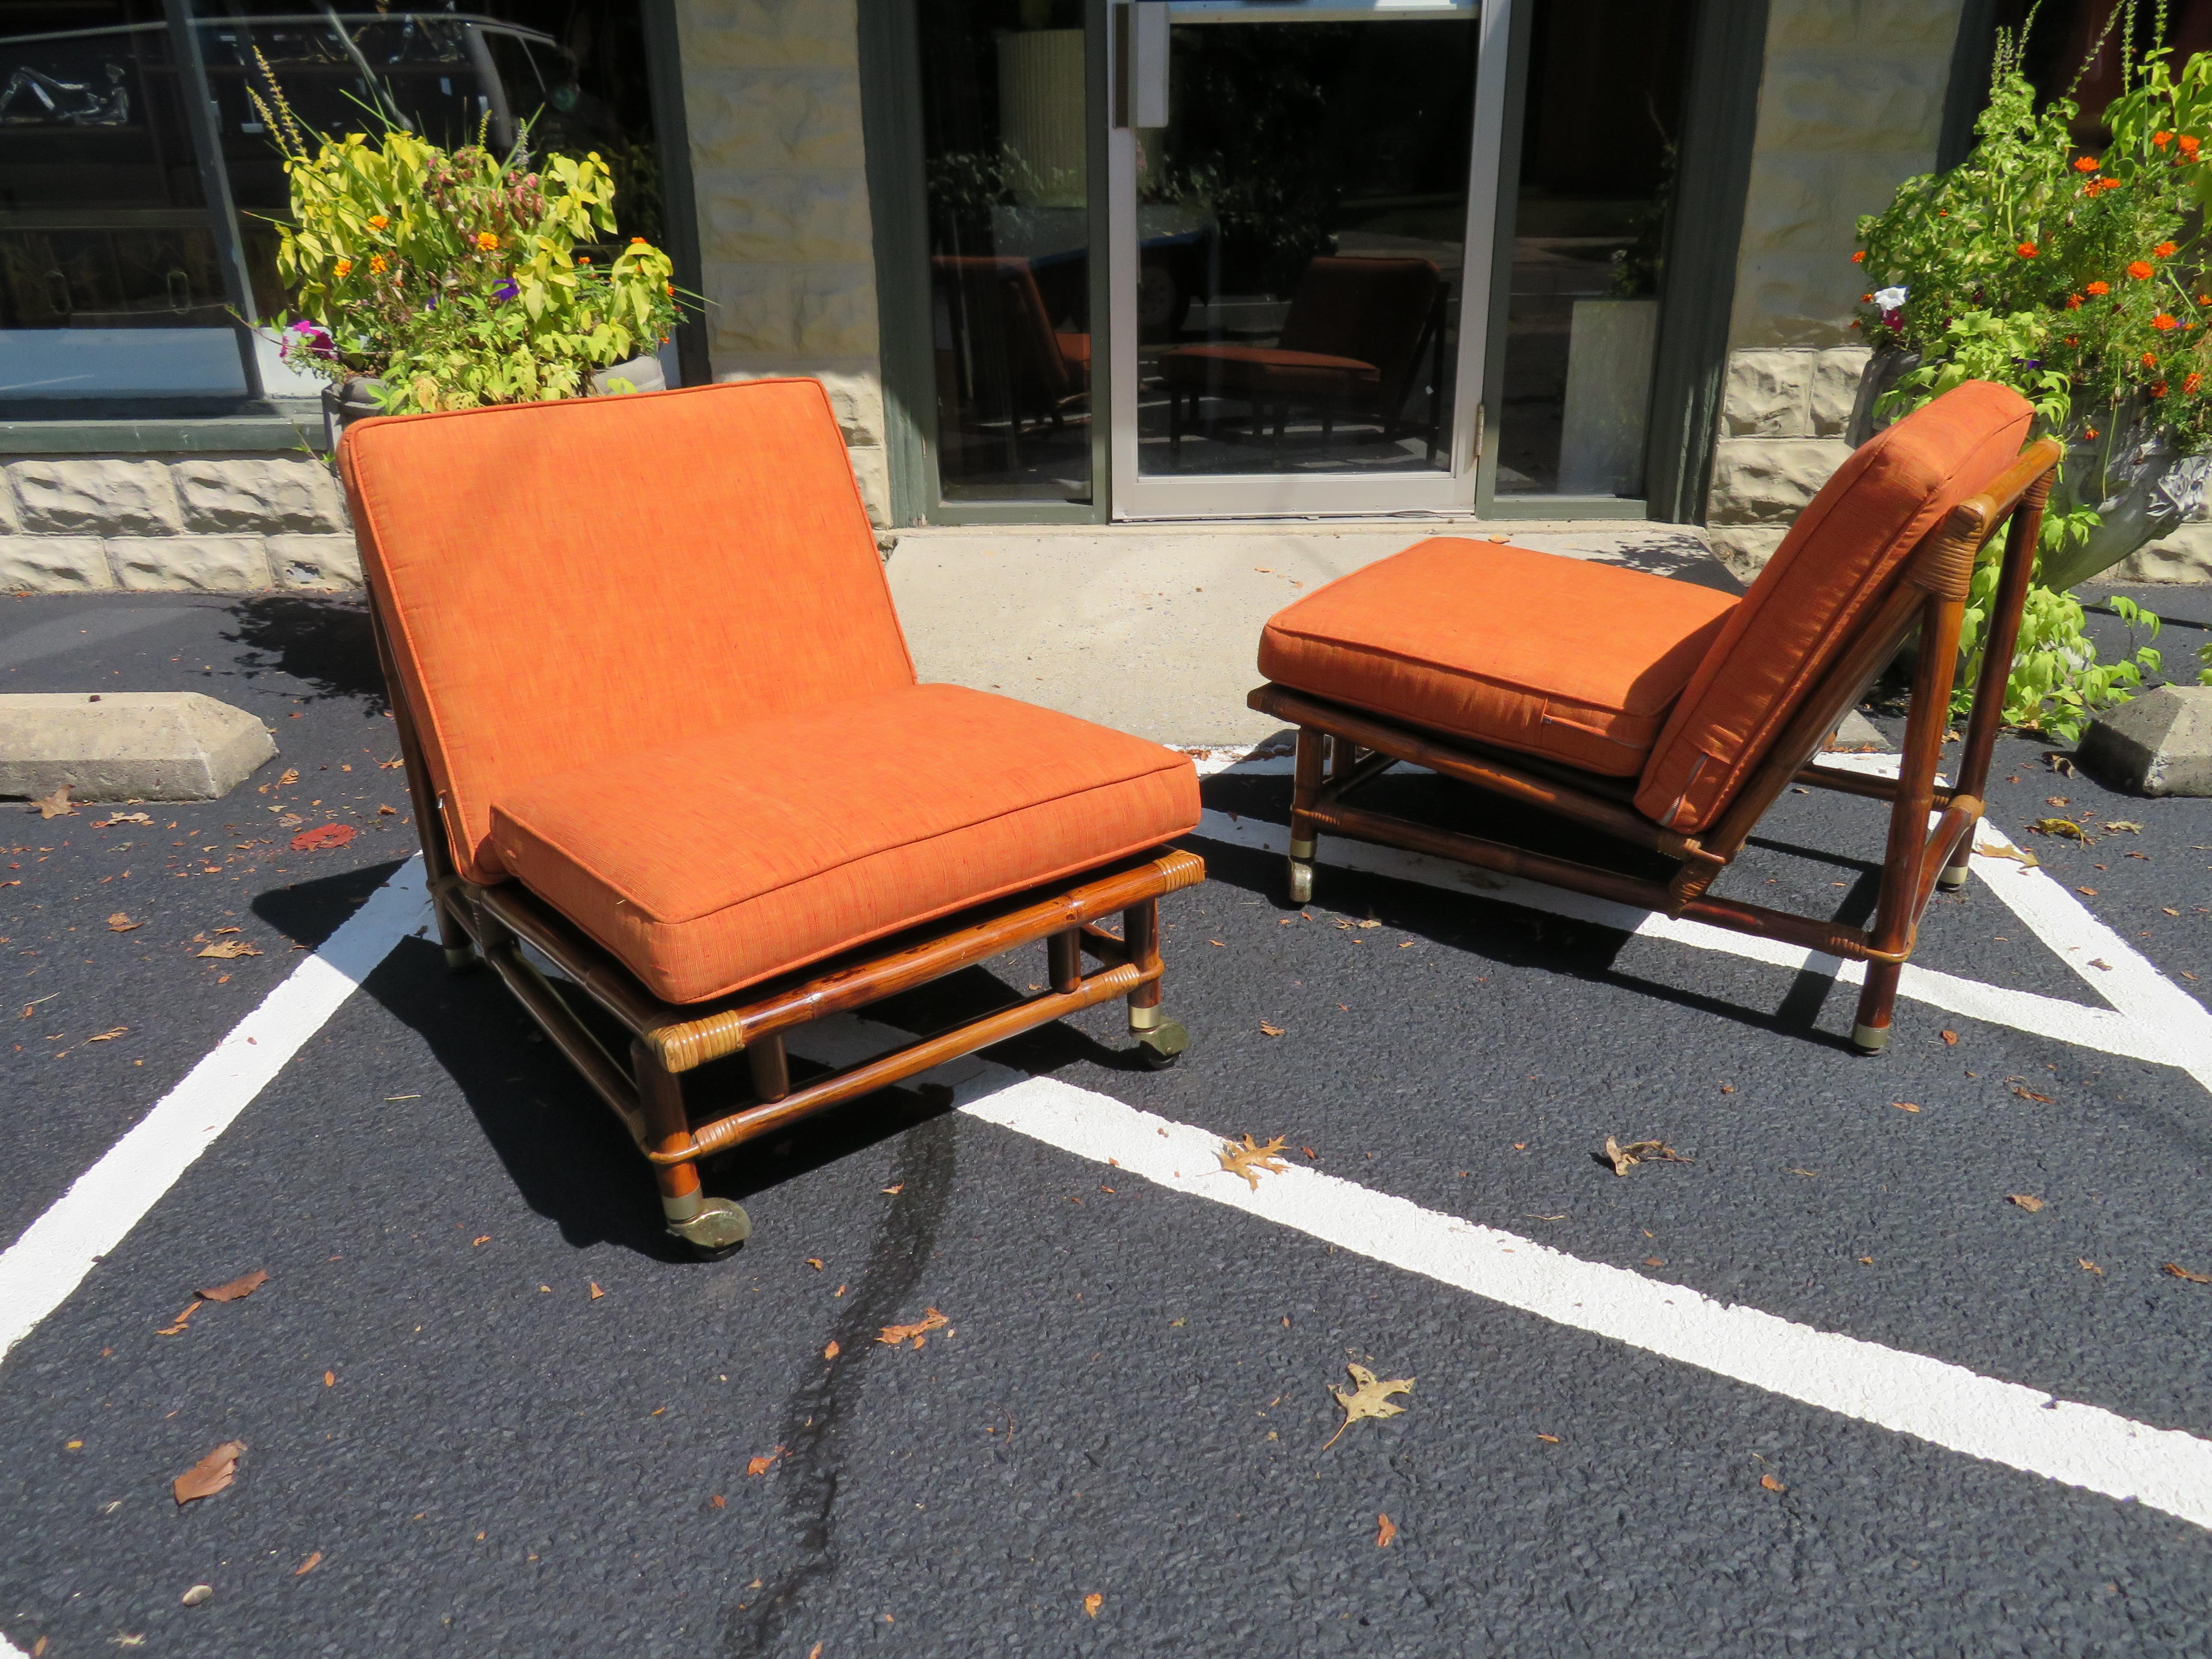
left=222, top=593, right=387, bottom=710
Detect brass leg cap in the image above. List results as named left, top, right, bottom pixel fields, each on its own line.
left=443, top=945, right=479, bottom=972
left=667, top=1196, right=751, bottom=1252
left=1852, top=1022, right=1891, bottom=1054
left=1134, top=1019, right=1190, bottom=1071
left=1286, top=859, right=1314, bottom=905
left=1935, top=865, right=1968, bottom=891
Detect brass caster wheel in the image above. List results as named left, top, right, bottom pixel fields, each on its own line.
left=1286, top=859, right=1313, bottom=906
left=666, top=1194, right=752, bottom=1255
left=1851, top=1022, right=1891, bottom=1055
left=1132, top=1018, right=1190, bottom=1071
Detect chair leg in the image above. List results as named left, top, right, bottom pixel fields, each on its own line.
left=433, top=888, right=478, bottom=972
left=1852, top=590, right=1964, bottom=1053
left=1122, top=898, right=1188, bottom=1069
left=1049, top=928, right=1083, bottom=995
left=635, top=1039, right=751, bottom=1253
left=746, top=1033, right=789, bottom=1105
left=1286, top=725, right=1324, bottom=905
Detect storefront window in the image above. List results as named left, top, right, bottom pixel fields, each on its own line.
left=1492, top=0, right=1692, bottom=499
left=0, top=1, right=672, bottom=403
left=917, top=0, right=1093, bottom=505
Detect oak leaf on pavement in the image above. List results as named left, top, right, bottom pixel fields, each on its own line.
left=878, top=1308, right=948, bottom=1348
left=172, top=1441, right=245, bottom=1505
left=1323, top=1363, right=1413, bottom=1450
left=1218, top=1134, right=1291, bottom=1190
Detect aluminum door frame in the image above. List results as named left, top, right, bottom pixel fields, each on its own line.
left=1106, top=0, right=1510, bottom=520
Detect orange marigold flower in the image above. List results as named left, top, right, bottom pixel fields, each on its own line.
left=474, top=231, right=500, bottom=251
left=2129, top=259, right=2156, bottom=279
left=368, top=214, right=389, bottom=230
left=2065, top=336, right=2079, bottom=345
left=2183, top=134, right=2203, bottom=156
left=2017, top=242, right=2039, bottom=258
left=2153, top=381, right=2170, bottom=397
left=2143, top=351, right=2160, bottom=368
left=2155, top=312, right=2180, bottom=329
left=2066, top=294, right=2083, bottom=309
left=2074, top=155, right=2100, bottom=172
left=664, top=282, right=676, bottom=297
left=2189, top=372, right=2204, bottom=393
left=2084, top=427, right=2099, bottom=438
left=2155, top=130, right=2173, bottom=148
left=2157, top=241, right=2180, bottom=257
left=2086, top=280, right=2111, bottom=295
left=1851, top=250, right=1866, bottom=262
left=368, top=254, right=387, bottom=274
left=578, top=255, right=592, bottom=265
left=333, top=258, right=352, bottom=276
left=630, top=236, right=647, bottom=244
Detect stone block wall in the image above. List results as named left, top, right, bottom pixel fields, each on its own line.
left=1706, top=0, right=1960, bottom=576
left=0, top=455, right=361, bottom=594
left=674, top=0, right=890, bottom=524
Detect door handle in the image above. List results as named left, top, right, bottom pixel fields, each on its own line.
left=1115, top=2, right=1169, bottom=129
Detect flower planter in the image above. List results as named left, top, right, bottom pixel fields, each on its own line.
left=320, top=355, right=667, bottom=453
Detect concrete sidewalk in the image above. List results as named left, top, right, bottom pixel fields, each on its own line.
left=885, top=518, right=1733, bottom=744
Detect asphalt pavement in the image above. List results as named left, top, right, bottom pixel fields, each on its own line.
left=1, top=591, right=2209, bottom=1658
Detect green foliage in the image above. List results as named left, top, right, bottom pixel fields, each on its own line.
left=253, top=61, right=681, bottom=416
left=1852, top=20, right=2202, bottom=738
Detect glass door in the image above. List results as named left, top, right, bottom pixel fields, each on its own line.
left=1106, top=0, right=1507, bottom=518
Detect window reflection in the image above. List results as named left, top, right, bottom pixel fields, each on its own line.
left=1493, top=0, right=1691, bottom=498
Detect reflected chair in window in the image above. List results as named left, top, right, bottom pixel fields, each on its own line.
left=1160, top=256, right=1446, bottom=469
left=338, top=380, right=1201, bottom=1255
left=1244, top=381, right=2055, bottom=1053
left=931, top=255, right=1091, bottom=470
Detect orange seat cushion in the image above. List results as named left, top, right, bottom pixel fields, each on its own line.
left=1161, top=343, right=1382, bottom=400
left=1635, top=381, right=2033, bottom=832
left=488, top=684, right=1199, bottom=1005
left=1257, top=538, right=1739, bottom=776
left=338, top=379, right=912, bottom=886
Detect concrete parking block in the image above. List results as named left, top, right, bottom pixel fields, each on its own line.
left=0, top=691, right=276, bottom=801
left=2078, top=685, right=2212, bottom=797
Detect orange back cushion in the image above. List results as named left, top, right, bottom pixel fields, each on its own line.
left=339, top=378, right=913, bottom=883
left=1634, top=381, right=2032, bottom=833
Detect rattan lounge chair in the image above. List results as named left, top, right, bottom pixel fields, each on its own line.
left=1245, top=380, right=2059, bottom=1052
left=338, top=379, right=1202, bottom=1253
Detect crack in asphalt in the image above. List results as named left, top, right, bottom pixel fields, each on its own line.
left=727, top=1109, right=960, bottom=1656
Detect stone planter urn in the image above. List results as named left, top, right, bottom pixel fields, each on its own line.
left=1848, top=347, right=2210, bottom=588
left=320, top=354, right=667, bottom=453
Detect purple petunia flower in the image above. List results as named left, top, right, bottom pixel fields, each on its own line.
left=491, top=279, right=520, bottom=303
left=282, top=318, right=337, bottom=361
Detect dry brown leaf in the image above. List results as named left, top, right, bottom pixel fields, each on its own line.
left=2029, top=817, right=2091, bottom=843
left=1535, top=1432, right=1560, bottom=1443
left=155, top=1300, right=200, bottom=1336
left=2076, top=885, right=2099, bottom=896
left=2044, top=752, right=2078, bottom=776
left=106, top=914, right=141, bottom=933
left=878, top=1307, right=948, bottom=1348
left=805, top=1257, right=824, bottom=1271
left=1893, top=1101, right=1922, bottom=1113
left=1602, top=1137, right=1690, bottom=1176
left=1941, top=1030, right=1959, bottom=1045
left=1760, top=1473, right=1787, bottom=1493
left=588, top=1282, right=604, bottom=1300
left=1218, top=1134, right=1291, bottom=1190
left=1976, top=842, right=2040, bottom=868
left=278, top=768, right=299, bottom=786
left=1376, top=1513, right=1397, bottom=1548
left=2080, top=1259, right=2104, bottom=1275
left=30, top=784, right=74, bottom=819
left=197, top=1269, right=267, bottom=1303
left=2010, top=1083, right=2053, bottom=1103
left=709, top=1494, right=726, bottom=1509
left=196, top=940, right=261, bottom=960
left=824, top=1340, right=840, bottom=1361
left=746, top=1447, right=782, bottom=1476
left=84, top=1027, right=126, bottom=1043
left=1322, top=1362, right=1413, bottom=1450
left=880, top=1184, right=904, bottom=1196
left=2007, top=1193, right=2046, bottom=1213
left=2104, top=821, right=2144, bottom=833
left=294, top=1551, right=321, bottom=1577
left=1258, top=1020, right=1286, bottom=1037
left=323, top=1371, right=335, bottom=1387
left=470, top=1235, right=490, bottom=1247
left=2164, top=1261, right=2212, bottom=1284
left=1083, top=1593, right=1103, bottom=1618
left=172, top=1440, right=245, bottom=1505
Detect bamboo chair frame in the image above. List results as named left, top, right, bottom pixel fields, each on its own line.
left=1247, top=437, right=2061, bottom=1053
left=367, top=604, right=1202, bottom=1254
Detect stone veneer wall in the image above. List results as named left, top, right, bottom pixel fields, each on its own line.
left=672, top=0, right=890, bottom=524
left=0, top=455, right=361, bottom=594
left=1706, top=0, right=2212, bottom=582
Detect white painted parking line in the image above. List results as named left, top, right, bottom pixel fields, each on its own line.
left=0, top=857, right=431, bottom=1364
left=782, top=1014, right=2212, bottom=1533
